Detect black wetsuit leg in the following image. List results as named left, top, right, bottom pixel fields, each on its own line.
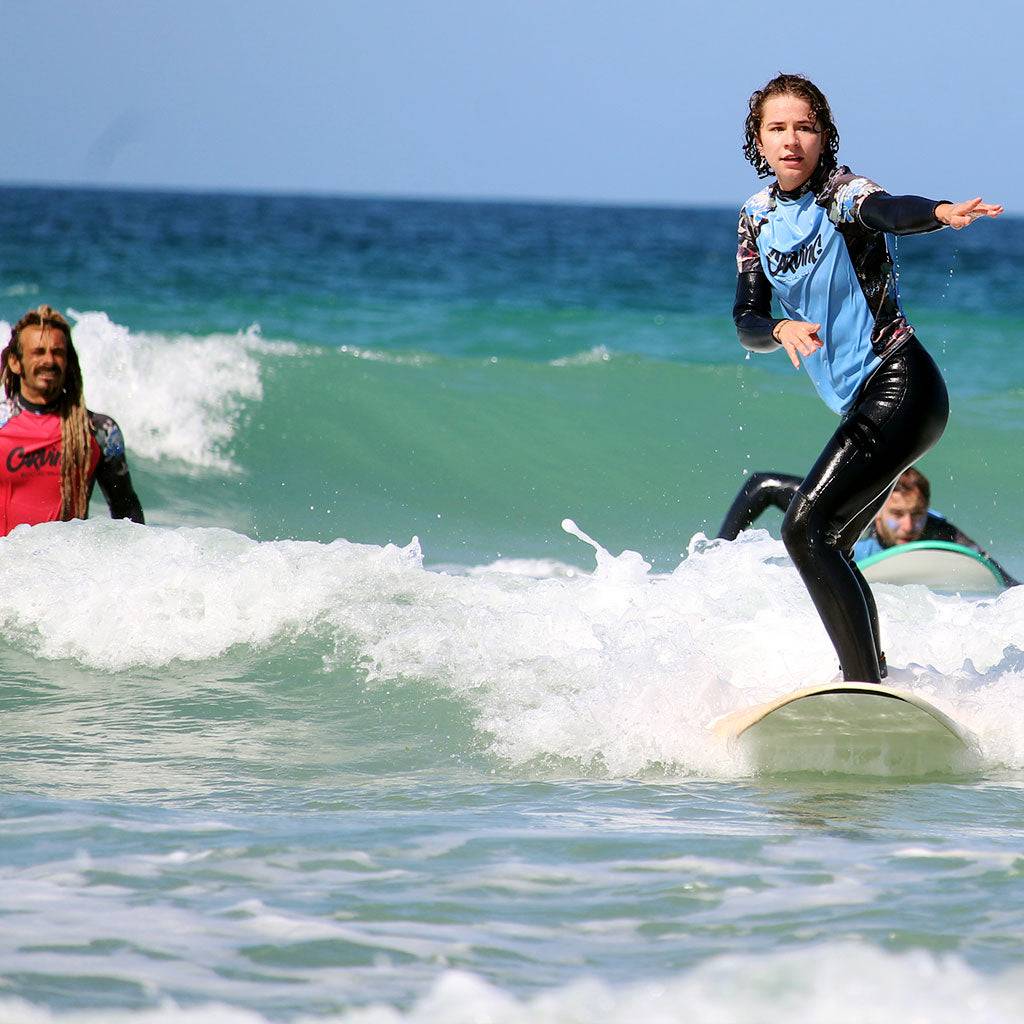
left=716, top=472, right=802, bottom=540
left=836, top=488, right=894, bottom=677
left=781, top=338, right=949, bottom=682
left=845, top=548, right=886, bottom=676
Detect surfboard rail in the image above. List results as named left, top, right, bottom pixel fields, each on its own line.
left=711, top=682, right=974, bottom=776
left=712, top=682, right=967, bottom=742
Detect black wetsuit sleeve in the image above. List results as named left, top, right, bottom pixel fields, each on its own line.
left=924, top=514, right=1020, bottom=587
left=95, top=462, right=145, bottom=524
left=717, top=472, right=802, bottom=540
left=859, top=192, right=948, bottom=235
left=89, top=413, right=145, bottom=525
left=733, top=270, right=786, bottom=353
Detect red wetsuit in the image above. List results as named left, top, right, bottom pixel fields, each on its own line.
left=0, top=393, right=144, bottom=536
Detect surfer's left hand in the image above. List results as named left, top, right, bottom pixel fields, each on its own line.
left=936, top=198, right=1004, bottom=230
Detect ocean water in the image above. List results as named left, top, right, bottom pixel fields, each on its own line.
left=1, top=186, right=1024, bottom=1021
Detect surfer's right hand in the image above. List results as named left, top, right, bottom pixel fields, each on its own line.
left=773, top=319, right=822, bottom=369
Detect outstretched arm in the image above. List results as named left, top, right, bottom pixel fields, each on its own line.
left=860, top=193, right=1003, bottom=235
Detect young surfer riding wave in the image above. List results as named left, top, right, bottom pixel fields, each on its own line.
left=733, top=73, right=1003, bottom=681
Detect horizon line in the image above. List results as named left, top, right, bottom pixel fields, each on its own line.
left=0, top=178, right=766, bottom=215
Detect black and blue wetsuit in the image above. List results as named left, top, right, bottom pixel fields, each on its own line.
left=733, top=163, right=952, bottom=682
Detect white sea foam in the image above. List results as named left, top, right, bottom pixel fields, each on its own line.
left=334, top=947, right=1024, bottom=1024
left=0, top=312, right=291, bottom=470
left=410, top=946, right=1022, bottom=1023
left=0, top=945, right=1022, bottom=1022
left=4, top=520, right=1024, bottom=775
left=464, top=557, right=584, bottom=579
left=2, top=282, right=40, bottom=298
left=550, top=345, right=613, bottom=366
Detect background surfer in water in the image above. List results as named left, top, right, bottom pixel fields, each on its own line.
left=0, top=305, right=144, bottom=535
left=716, top=466, right=1019, bottom=586
left=733, top=73, right=1003, bottom=682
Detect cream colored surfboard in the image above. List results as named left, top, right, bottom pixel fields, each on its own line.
left=712, top=683, right=973, bottom=776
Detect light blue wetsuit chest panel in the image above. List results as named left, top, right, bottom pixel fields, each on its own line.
left=755, top=192, right=881, bottom=414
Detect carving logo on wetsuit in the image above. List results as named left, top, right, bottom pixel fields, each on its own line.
left=6, top=446, right=60, bottom=473
left=766, top=234, right=824, bottom=276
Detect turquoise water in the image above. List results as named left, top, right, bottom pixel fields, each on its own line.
left=2, top=187, right=1024, bottom=1021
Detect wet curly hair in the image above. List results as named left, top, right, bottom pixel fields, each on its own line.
left=743, top=73, right=840, bottom=179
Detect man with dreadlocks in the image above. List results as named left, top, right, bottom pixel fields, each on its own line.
left=0, top=305, right=144, bottom=535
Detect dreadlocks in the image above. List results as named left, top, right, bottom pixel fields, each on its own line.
left=1, top=305, right=92, bottom=520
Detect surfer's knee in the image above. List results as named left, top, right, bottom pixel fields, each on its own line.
left=782, top=493, right=844, bottom=562
left=781, top=495, right=815, bottom=559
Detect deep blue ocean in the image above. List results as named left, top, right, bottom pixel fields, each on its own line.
left=2, top=186, right=1024, bottom=1022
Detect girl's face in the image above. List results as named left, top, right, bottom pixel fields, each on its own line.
left=756, top=94, right=824, bottom=190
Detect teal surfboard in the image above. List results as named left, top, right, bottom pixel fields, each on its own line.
left=857, top=540, right=1007, bottom=594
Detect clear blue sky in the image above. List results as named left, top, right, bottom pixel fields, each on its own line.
left=3, top=0, right=1021, bottom=210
